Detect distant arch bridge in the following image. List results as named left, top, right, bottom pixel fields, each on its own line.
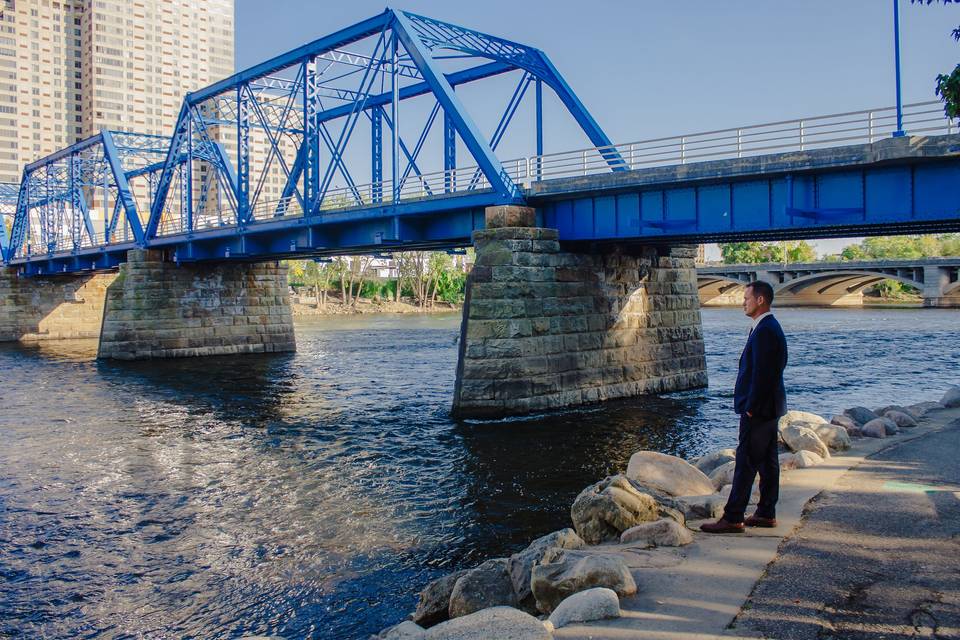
left=697, top=258, right=960, bottom=307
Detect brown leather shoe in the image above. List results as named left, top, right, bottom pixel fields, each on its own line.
left=744, top=514, right=777, bottom=528
left=699, top=518, right=745, bottom=534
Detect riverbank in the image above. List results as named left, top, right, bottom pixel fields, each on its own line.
left=291, top=297, right=461, bottom=316
left=375, top=388, right=960, bottom=639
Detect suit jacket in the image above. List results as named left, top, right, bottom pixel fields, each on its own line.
left=734, top=314, right=788, bottom=421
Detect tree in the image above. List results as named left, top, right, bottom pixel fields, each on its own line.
left=911, top=0, right=960, bottom=117
left=719, top=241, right=815, bottom=264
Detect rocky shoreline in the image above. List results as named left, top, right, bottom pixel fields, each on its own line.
left=371, top=385, right=960, bottom=640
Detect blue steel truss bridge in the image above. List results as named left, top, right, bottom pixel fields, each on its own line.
left=2, top=8, right=960, bottom=276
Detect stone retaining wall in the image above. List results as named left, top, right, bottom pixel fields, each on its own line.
left=97, top=250, right=295, bottom=360
left=452, top=216, right=707, bottom=418
left=0, top=268, right=115, bottom=341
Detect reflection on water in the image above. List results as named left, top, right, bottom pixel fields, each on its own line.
left=1, top=308, right=958, bottom=638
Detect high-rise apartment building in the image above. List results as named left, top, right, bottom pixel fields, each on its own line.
left=0, top=0, right=234, bottom=185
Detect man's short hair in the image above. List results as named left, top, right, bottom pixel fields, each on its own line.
left=746, top=280, right=775, bottom=305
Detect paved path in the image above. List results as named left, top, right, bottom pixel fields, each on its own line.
left=731, top=416, right=960, bottom=639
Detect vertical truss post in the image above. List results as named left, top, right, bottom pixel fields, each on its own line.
left=391, top=32, right=400, bottom=203
left=237, top=86, right=250, bottom=225
left=304, top=57, right=321, bottom=213
left=444, top=110, right=456, bottom=193
left=372, top=106, right=383, bottom=203
left=69, top=154, right=81, bottom=250
left=186, top=123, right=194, bottom=232
left=535, top=78, right=543, bottom=181
left=179, top=164, right=187, bottom=233
left=71, top=155, right=95, bottom=247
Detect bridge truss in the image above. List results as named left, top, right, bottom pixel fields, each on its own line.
left=2, top=9, right=620, bottom=274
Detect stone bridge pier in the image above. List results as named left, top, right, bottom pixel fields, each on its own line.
left=2, top=249, right=296, bottom=359
left=452, top=206, right=707, bottom=418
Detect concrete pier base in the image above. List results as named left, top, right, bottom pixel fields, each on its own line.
left=452, top=207, right=707, bottom=419
left=97, top=250, right=295, bottom=360
left=0, top=267, right=116, bottom=342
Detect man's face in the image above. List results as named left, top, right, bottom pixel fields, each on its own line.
left=743, top=286, right=762, bottom=317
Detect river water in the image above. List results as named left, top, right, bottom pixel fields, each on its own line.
left=1, top=307, right=958, bottom=639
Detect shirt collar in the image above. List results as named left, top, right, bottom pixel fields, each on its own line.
left=751, top=311, right=773, bottom=332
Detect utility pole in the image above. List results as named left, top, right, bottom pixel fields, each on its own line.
left=893, top=0, right=905, bottom=137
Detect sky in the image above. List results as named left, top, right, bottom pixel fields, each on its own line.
left=234, top=1, right=960, bottom=258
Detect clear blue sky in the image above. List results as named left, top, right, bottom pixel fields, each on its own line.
left=234, top=1, right=960, bottom=256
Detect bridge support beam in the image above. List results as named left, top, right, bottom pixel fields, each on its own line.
left=1, top=267, right=116, bottom=342
left=97, top=250, right=295, bottom=360
left=452, top=206, right=707, bottom=419
left=922, top=265, right=960, bottom=308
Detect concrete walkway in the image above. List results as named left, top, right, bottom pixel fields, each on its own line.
left=553, top=405, right=960, bottom=640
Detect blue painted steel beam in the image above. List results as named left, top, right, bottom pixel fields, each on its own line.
left=101, top=130, right=145, bottom=245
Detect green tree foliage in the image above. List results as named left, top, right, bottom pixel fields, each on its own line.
left=911, top=0, right=960, bottom=117
left=720, top=241, right=816, bottom=264
left=839, top=234, right=956, bottom=260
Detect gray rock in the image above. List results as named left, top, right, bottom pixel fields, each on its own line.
left=570, top=475, right=659, bottom=544
left=779, top=423, right=830, bottom=458
left=672, top=493, right=725, bottom=520
left=844, top=406, right=879, bottom=426
left=423, top=607, right=550, bottom=640
left=880, top=416, right=900, bottom=435
left=781, top=450, right=824, bottom=469
left=941, top=386, right=960, bottom=408
left=625, top=450, right=715, bottom=497
left=884, top=410, right=918, bottom=428
left=531, top=549, right=637, bottom=614
left=547, top=587, right=621, bottom=629
left=448, top=558, right=517, bottom=619
left=861, top=418, right=889, bottom=438
left=876, top=404, right=909, bottom=417
left=810, top=423, right=852, bottom=451
left=507, top=528, right=584, bottom=612
left=377, top=621, right=427, bottom=639
left=830, top=414, right=857, bottom=431
left=904, top=401, right=945, bottom=418
left=693, top=448, right=736, bottom=476
left=414, top=570, right=468, bottom=627
left=709, top=460, right=737, bottom=489
left=620, top=518, right=693, bottom=547
left=777, top=410, right=827, bottom=430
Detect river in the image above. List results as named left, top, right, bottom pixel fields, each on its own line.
left=1, top=307, right=957, bottom=639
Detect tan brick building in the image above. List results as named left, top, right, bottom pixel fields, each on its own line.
left=0, top=0, right=234, bottom=185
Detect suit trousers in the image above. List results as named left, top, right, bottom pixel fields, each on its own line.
left=722, top=414, right=780, bottom=523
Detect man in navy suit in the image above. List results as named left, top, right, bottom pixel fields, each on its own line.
left=702, top=280, right=788, bottom=534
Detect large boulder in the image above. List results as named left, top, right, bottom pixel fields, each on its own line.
left=830, top=414, right=857, bottom=432
left=779, top=423, right=830, bottom=459
left=547, top=587, right=621, bottom=629
left=879, top=416, right=900, bottom=435
left=876, top=404, right=909, bottom=417
left=861, top=418, right=889, bottom=438
left=780, top=450, right=824, bottom=470
left=904, top=401, right=944, bottom=418
left=378, top=621, right=427, bottom=639
left=448, top=558, right=517, bottom=619
left=844, top=406, right=879, bottom=426
left=414, top=570, right=469, bottom=627
left=570, top=475, right=660, bottom=544
left=620, top=518, right=693, bottom=547
left=810, top=423, right=852, bottom=451
left=507, top=528, right=584, bottom=612
left=778, top=410, right=828, bottom=430
left=531, top=549, right=637, bottom=614
left=693, top=448, right=736, bottom=476
left=709, top=460, right=737, bottom=489
left=423, top=607, right=550, bottom=640
left=625, top=451, right=715, bottom=497
left=884, top=410, right=918, bottom=428
left=941, top=386, right=960, bottom=408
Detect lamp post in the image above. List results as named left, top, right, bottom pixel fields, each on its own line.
left=893, top=0, right=906, bottom=137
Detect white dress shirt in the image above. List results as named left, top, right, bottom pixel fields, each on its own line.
left=750, top=311, right=773, bottom=335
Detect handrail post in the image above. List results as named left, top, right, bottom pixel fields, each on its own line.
left=868, top=111, right=874, bottom=142
left=582, top=149, right=587, bottom=176
left=680, top=136, right=686, bottom=164
left=737, top=128, right=742, bottom=158
left=799, top=120, right=805, bottom=151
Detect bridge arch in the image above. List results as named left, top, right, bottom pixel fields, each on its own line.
left=776, top=270, right=922, bottom=296
left=697, top=274, right=750, bottom=305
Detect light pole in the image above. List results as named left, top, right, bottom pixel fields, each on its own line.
left=893, top=0, right=906, bottom=137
